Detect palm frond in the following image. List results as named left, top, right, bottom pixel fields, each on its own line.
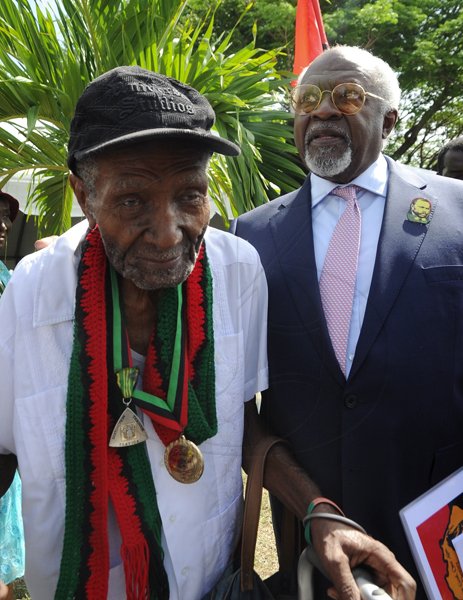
left=0, top=0, right=304, bottom=235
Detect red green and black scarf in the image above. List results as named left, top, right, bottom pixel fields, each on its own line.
left=56, top=226, right=217, bottom=599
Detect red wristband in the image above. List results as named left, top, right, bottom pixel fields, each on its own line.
left=307, top=497, right=345, bottom=517
left=305, top=497, right=344, bottom=545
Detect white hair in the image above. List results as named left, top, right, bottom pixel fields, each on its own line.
left=75, top=156, right=98, bottom=198
left=74, top=156, right=99, bottom=219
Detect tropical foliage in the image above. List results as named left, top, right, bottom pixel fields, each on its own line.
left=183, top=0, right=297, bottom=72
left=2, top=0, right=460, bottom=233
left=0, top=0, right=304, bottom=235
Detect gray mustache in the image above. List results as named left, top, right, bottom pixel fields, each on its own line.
left=305, top=124, right=350, bottom=145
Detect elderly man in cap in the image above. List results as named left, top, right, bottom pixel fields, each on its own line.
left=0, top=67, right=268, bottom=600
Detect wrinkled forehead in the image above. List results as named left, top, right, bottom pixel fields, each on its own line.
left=301, top=54, right=373, bottom=88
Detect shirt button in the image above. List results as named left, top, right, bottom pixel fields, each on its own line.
left=181, top=567, right=189, bottom=576
left=344, top=394, right=358, bottom=409
left=169, top=514, right=176, bottom=523
left=348, top=354, right=354, bottom=361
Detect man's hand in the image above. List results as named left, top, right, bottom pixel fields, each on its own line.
left=311, top=516, right=416, bottom=600
left=34, top=235, right=58, bottom=250
left=243, top=401, right=416, bottom=600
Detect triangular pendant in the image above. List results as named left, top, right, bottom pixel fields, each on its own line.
left=109, top=406, right=148, bottom=447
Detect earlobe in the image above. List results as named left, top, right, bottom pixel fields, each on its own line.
left=382, top=109, right=398, bottom=139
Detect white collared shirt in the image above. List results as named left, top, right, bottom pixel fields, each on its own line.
left=0, top=221, right=268, bottom=600
left=311, top=155, right=389, bottom=375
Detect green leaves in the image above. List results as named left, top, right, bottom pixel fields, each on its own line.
left=0, top=0, right=303, bottom=235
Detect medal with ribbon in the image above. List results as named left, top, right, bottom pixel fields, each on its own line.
left=109, top=366, right=148, bottom=447
left=109, top=266, right=204, bottom=483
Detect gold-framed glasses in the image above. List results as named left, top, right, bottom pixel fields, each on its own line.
left=290, top=82, right=386, bottom=115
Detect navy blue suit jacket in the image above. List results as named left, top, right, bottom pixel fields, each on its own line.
left=232, top=157, right=463, bottom=596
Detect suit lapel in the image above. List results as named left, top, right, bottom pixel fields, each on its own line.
left=350, top=159, right=438, bottom=378
left=269, top=176, right=345, bottom=384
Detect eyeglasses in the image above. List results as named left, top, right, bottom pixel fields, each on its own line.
left=290, top=82, right=386, bottom=115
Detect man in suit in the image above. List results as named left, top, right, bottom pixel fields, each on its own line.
left=234, top=45, right=463, bottom=599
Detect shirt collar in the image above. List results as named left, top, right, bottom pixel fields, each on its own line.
left=311, top=154, right=389, bottom=208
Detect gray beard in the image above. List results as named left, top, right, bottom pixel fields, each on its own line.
left=102, top=235, right=196, bottom=291
left=304, top=144, right=353, bottom=178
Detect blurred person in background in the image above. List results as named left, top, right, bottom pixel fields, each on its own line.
left=436, top=136, right=463, bottom=180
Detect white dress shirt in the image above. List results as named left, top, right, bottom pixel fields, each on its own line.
left=311, top=155, right=389, bottom=376
left=0, top=221, right=268, bottom=600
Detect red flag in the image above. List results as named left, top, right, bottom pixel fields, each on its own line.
left=293, top=0, right=329, bottom=79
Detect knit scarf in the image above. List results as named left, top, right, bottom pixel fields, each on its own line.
left=56, top=226, right=216, bottom=599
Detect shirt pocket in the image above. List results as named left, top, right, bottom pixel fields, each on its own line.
left=209, top=332, right=245, bottom=467
left=214, top=331, right=244, bottom=409
left=15, top=385, right=66, bottom=482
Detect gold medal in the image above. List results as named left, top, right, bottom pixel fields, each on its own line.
left=109, top=406, right=148, bottom=447
left=164, top=435, right=204, bottom=483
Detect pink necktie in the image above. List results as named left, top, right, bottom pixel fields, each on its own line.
left=319, top=185, right=361, bottom=375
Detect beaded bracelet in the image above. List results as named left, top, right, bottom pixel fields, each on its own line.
left=304, top=497, right=345, bottom=545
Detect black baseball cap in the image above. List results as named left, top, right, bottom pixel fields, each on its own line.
left=67, top=66, right=240, bottom=172
left=0, top=191, right=19, bottom=222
